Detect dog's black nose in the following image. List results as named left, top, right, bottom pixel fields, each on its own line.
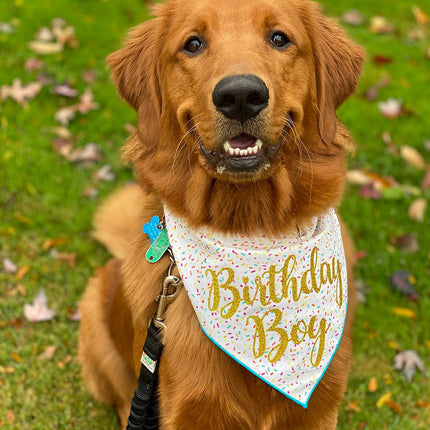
left=212, top=74, right=269, bottom=123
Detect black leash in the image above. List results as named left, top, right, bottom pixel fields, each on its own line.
left=126, top=247, right=182, bottom=430
left=126, top=322, right=163, bottom=430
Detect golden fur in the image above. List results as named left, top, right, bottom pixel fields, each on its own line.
left=79, top=0, right=364, bottom=428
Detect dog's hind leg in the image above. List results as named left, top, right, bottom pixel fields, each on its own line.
left=79, top=259, right=137, bottom=427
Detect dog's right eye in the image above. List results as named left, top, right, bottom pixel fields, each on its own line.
left=183, top=37, right=204, bottom=55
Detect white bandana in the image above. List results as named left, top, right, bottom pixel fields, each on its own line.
left=164, top=208, right=348, bottom=408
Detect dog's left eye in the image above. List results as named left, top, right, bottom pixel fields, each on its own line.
left=270, top=32, right=291, bottom=49
left=183, top=37, right=204, bottom=55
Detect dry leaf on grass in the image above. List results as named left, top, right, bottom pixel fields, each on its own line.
left=376, top=392, right=392, bottom=408
left=412, top=6, right=430, bottom=25
left=390, top=234, right=419, bottom=253
left=392, top=307, right=417, bottom=319
left=53, top=83, right=78, bottom=98
left=94, top=164, right=115, bottom=182
left=39, top=345, right=57, bottom=360
left=0, top=78, right=42, bottom=105
left=23, top=289, right=56, bottom=322
left=370, top=16, right=394, bottom=34
left=400, top=146, right=426, bottom=170
left=25, top=57, right=45, bottom=71
left=2, top=258, right=17, bottom=274
left=342, top=9, right=365, bottom=26
left=55, top=88, right=99, bottom=125
left=422, top=171, right=430, bottom=190
left=394, top=350, right=425, bottom=381
left=378, top=98, right=403, bottom=119
left=68, top=143, right=103, bottom=163
left=408, top=198, right=427, bottom=222
left=389, top=270, right=419, bottom=300
left=368, top=377, right=378, bottom=392
left=28, top=40, right=64, bottom=55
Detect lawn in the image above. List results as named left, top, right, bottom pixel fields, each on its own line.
left=0, top=0, right=429, bottom=428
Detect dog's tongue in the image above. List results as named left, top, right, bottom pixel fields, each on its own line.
left=228, top=134, right=256, bottom=149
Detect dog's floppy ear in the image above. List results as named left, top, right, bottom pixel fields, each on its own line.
left=107, top=18, right=162, bottom=149
left=304, top=4, right=365, bottom=145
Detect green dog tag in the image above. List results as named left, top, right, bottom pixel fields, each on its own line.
left=146, top=228, right=170, bottom=263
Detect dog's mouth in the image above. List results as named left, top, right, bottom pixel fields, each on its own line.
left=199, top=133, right=283, bottom=177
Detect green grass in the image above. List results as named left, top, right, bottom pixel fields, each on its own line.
left=0, top=0, right=429, bottom=428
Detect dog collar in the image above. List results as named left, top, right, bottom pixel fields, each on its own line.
left=164, top=208, right=348, bottom=408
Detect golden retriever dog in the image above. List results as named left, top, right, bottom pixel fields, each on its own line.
left=79, top=0, right=364, bottom=428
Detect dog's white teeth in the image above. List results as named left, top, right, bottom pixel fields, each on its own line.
left=223, top=142, right=231, bottom=152
left=252, top=145, right=258, bottom=154
left=234, top=148, right=241, bottom=156
left=228, top=147, right=235, bottom=156
left=256, top=139, right=263, bottom=149
left=239, top=149, right=245, bottom=156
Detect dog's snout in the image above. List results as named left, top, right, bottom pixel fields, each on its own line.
left=212, top=74, right=269, bottom=123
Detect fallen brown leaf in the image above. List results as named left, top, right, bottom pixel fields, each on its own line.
left=392, top=307, right=417, bottom=319
left=28, top=40, right=63, bottom=55
left=370, top=16, right=394, bottom=34
left=0, top=78, right=42, bottom=105
left=25, top=57, right=45, bottom=71
left=385, top=400, right=403, bottom=415
left=412, top=6, right=429, bottom=25
left=2, top=257, right=17, bottom=274
left=394, top=350, right=425, bottom=381
left=382, top=131, right=399, bottom=155
left=345, top=400, right=361, bottom=412
left=416, top=400, right=430, bottom=408
left=23, top=289, right=56, bottom=322
left=42, top=237, right=70, bottom=250
left=408, top=198, right=427, bottom=222
left=421, top=170, right=430, bottom=190
left=68, top=143, right=103, bottom=163
left=94, top=164, right=115, bottom=182
left=39, top=345, right=57, bottom=360
left=11, top=352, right=24, bottom=363
left=400, top=146, right=426, bottom=170
left=378, top=98, right=403, bottom=119
left=376, top=392, right=392, bottom=408
left=56, top=252, right=76, bottom=266
left=368, top=377, right=378, bottom=392
left=15, top=265, right=29, bottom=280
left=342, top=9, right=365, bottom=26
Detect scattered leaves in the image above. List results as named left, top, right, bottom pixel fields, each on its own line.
left=55, top=88, right=99, bottom=125
left=11, top=352, right=24, bottom=363
left=382, top=132, right=399, bottom=156
left=408, top=198, right=427, bottom=222
left=400, top=146, right=427, bottom=170
left=416, top=401, right=430, bottom=408
left=394, top=350, right=425, bottom=381
left=55, top=252, right=76, bottom=266
left=2, top=257, right=17, bottom=274
left=28, top=19, right=78, bottom=55
left=23, top=289, right=56, bottom=322
left=0, top=78, right=42, bottom=105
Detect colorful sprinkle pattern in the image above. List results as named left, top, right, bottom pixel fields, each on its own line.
left=164, top=208, right=348, bottom=408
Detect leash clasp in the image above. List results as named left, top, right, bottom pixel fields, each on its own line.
left=152, top=270, right=182, bottom=331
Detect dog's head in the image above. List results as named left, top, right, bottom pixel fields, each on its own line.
left=108, top=0, right=364, bottom=234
